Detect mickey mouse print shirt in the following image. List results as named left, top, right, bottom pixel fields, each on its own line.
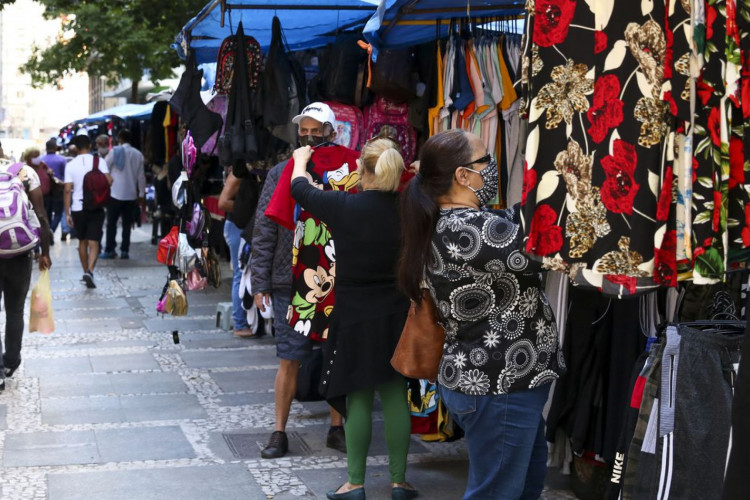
left=265, top=144, right=360, bottom=341
left=427, top=204, right=564, bottom=396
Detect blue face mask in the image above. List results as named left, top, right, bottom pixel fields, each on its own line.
left=464, top=158, right=498, bottom=206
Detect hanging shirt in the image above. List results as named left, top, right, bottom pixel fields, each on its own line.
left=451, top=39, right=475, bottom=112
left=265, top=144, right=360, bottom=341
left=520, top=0, right=673, bottom=296
left=497, top=42, right=518, bottom=111
left=428, top=42, right=445, bottom=137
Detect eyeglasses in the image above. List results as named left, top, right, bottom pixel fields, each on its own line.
left=464, top=153, right=492, bottom=167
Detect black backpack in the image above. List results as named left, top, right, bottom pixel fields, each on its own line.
left=370, top=47, right=418, bottom=103
left=316, top=33, right=371, bottom=106
left=263, top=16, right=307, bottom=146
left=219, top=22, right=259, bottom=166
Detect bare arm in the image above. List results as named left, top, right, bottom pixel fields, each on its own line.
left=218, top=172, right=242, bottom=213
left=291, top=146, right=313, bottom=183
left=27, top=186, right=51, bottom=270
left=64, top=183, right=73, bottom=228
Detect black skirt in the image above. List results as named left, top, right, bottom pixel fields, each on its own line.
left=320, top=284, right=409, bottom=417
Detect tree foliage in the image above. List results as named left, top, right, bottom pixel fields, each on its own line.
left=20, top=0, right=205, bottom=91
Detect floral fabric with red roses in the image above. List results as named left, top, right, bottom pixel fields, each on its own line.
left=519, top=0, right=750, bottom=296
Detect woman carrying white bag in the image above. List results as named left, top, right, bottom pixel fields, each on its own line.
left=0, top=160, right=52, bottom=392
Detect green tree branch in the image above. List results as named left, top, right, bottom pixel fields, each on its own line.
left=18, top=0, right=205, bottom=100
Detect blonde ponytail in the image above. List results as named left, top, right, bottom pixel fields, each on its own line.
left=360, top=138, right=404, bottom=192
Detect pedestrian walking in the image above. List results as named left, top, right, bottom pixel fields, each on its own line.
left=101, top=129, right=146, bottom=260
left=398, top=130, right=564, bottom=499
left=40, top=138, right=70, bottom=242
left=64, top=134, right=112, bottom=289
left=0, top=159, right=51, bottom=391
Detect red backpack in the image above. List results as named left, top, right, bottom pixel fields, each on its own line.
left=82, top=156, right=110, bottom=211
left=326, top=102, right=365, bottom=151
left=363, top=96, right=417, bottom=164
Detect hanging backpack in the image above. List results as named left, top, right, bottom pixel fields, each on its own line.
left=315, top=33, right=371, bottom=106
left=363, top=97, right=417, bottom=164
left=214, top=32, right=262, bottom=95
left=325, top=102, right=365, bottom=151
left=219, top=22, right=259, bottom=165
left=370, top=47, right=418, bottom=103
left=82, top=156, right=110, bottom=211
left=263, top=16, right=307, bottom=146
left=0, top=163, right=40, bottom=258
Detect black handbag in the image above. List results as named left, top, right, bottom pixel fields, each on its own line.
left=294, top=347, right=324, bottom=402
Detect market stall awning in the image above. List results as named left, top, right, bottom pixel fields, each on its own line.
left=176, top=0, right=388, bottom=65
left=363, top=0, right=525, bottom=53
left=79, top=103, right=156, bottom=123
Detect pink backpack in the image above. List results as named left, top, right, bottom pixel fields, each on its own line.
left=363, top=97, right=417, bottom=164
left=326, top=102, right=365, bottom=151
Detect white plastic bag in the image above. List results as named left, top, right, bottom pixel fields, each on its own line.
left=29, top=269, right=54, bottom=333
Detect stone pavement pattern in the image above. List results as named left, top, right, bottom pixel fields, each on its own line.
left=0, top=225, right=577, bottom=499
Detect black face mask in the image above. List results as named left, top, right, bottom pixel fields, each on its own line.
left=299, top=135, right=330, bottom=148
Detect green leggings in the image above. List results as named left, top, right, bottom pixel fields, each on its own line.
left=345, top=376, right=411, bottom=484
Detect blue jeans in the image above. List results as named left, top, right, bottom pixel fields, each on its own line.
left=439, top=384, right=551, bottom=500
left=223, top=219, right=248, bottom=330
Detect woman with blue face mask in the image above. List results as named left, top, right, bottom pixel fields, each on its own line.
left=398, top=129, right=565, bottom=499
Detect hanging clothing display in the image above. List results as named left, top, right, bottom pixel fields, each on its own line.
left=264, top=144, right=360, bottom=341
left=606, top=323, right=744, bottom=500
left=519, top=0, right=750, bottom=296
left=429, top=27, right=523, bottom=206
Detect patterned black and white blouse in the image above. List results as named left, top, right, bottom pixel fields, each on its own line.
left=427, top=204, right=565, bottom=396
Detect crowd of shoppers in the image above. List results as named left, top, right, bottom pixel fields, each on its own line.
left=0, top=106, right=565, bottom=499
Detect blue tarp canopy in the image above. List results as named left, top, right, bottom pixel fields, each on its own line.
left=78, top=103, right=156, bottom=123
left=363, top=0, right=524, bottom=55
left=176, top=0, right=384, bottom=65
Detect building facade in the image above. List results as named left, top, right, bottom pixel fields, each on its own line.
left=0, top=0, right=88, bottom=144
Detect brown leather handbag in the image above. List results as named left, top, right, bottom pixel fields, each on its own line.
left=391, top=289, right=446, bottom=381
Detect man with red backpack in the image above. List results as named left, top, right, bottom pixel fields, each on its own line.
left=64, top=134, right=112, bottom=289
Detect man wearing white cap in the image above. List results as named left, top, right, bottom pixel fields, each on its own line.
left=256, top=102, right=361, bottom=459
left=293, top=102, right=337, bottom=148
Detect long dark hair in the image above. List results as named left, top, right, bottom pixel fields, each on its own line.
left=398, top=129, right=474, bottom=302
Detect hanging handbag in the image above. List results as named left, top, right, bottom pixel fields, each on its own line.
left=202, top=247, right=222, bottom=288
left=157, top=226, right=179, bottom=266
left=390, top=289, right=445, bottom=381
left=186, top=268, right=207, bottom=291
left=165, top=280, right=189, bottom=316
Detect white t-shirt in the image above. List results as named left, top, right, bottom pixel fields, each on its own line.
left=64, top=154, right=109, bottom=212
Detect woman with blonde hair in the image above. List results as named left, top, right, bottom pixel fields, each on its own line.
left=290, top=138, right=417, bottom=500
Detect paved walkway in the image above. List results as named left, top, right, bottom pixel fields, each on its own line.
left=0, top=224, right=576, bottom=499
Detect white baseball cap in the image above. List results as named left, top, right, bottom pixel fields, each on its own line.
left=292, top=102, right=336, bottom=126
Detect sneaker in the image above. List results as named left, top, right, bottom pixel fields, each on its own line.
left=99, top=251, right=117, bottom=259
left=261, top=431, right=289, bottom=459
left=83, top=272, right=96, bottom=289
left=60, top=232, right=68, bottom=242
left=326, top=426, right=347, bottom=453
left=120, top=252, right=129, bottom=260
left=0, top=378, right=4, bottom=392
